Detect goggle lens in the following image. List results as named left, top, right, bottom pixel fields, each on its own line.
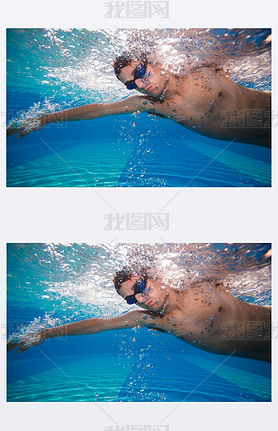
left=134, top=65, right=146, bottom=80
left=125, top=64, right=147, bottom=90
left=125, top=278, right=147, bottom=304
left=126, top=296, right=137, bottom=305
left=126, top=81, right=137, bottom=90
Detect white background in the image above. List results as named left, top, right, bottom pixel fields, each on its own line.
left=0, top=1, right=277, bottom=430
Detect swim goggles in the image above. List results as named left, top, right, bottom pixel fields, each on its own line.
left=125, top=278, right=147, bottom=304
left=125, top=64, right=147, bottom=90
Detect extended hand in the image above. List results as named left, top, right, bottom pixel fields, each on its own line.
left=7, top=331, right=46, bottom=353
left=7, top=117, right=46, bottom=138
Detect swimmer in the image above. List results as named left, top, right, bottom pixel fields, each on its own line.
left=7, top=53, right=271, bottom=147
left=7, top=269, right=271, bottom=362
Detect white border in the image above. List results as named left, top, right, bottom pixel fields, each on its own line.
left=1, top=1, right=277, bottom=430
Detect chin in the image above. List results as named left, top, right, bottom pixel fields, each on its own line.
left=149, top=86, right=162, bottom=96
left=150, top=301, right=163, bottom=312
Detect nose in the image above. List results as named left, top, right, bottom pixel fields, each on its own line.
left=134, top=78, right=145, bottom=89
left=134, top=292, right=145, bottom=303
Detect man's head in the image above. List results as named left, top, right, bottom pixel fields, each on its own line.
left=113, top=54, right=136, bottom=79
left=113, top=53, right=169, bottom=98
left=113, top=269, right=169, bottom=313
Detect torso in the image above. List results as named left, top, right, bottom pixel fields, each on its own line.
left=143, top=68, right=271, bottom=147
left=142, top=280, right=271, bottom=361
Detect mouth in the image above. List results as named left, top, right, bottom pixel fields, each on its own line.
left=145, top=85, right=153, bottom=92
left=145, top=299, right=154, bottom=307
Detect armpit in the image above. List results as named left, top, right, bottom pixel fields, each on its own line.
left=137, top=98, right=168, bottom=120
left=137, top=310, right=165, bottom=329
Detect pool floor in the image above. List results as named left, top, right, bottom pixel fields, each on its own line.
left=7, top=352, right=271, bottom=402
left=7, top=135, right=271, bottom=187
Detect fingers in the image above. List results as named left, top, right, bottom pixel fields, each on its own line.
left=7, top=334, right=43, bottom=353
left=7, top=341, right=24, bottom=352
left=7, top=126, right=30, bottom=138
left=7, top=328, right=46, bottom=353
left=15, top=129, right=34, bottom=139
left=7, top=334, right=20, bottom=351
left=8, top=339, right=37, bottom=353
left=16, top=129, right=32, bottom=138
left=17, top=336, right=43, bottom=352
left=6, top=127, right=24, bottom=137
left=7, top=120, right=43, bottom=138
left=17, top=343, right=32, bottom=353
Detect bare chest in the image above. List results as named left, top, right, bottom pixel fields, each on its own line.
left=151, top=85, right=229, bottom=132
left=152, top=288, right=230, bottom=344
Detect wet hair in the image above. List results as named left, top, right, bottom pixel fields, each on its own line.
left=113, top=52, right=148, bottom=79
left=113, top=54, right=133, bottom=79
left=113, top=269, right=133, bottom=293
left=113, top=267, right=149, bottom=294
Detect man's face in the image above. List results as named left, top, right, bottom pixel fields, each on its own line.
left=118, top=275, right=168, bottom=312
left=118, top=61, right=168, bottom=98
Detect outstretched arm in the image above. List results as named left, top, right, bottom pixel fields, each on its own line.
left=7, top=95, right=148, bottom=138
left=7, top=310, right=147, bottom=353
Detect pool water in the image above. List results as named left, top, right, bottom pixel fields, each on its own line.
left=7, top=336, right=271, bottom=402
left=6, top=29, right=271, bottom=187
left=7, top=243, right=271, bottom=402
left=6, top=94, right=271, bottom=188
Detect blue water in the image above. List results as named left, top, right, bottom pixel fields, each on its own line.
left=6, top=94, right=271, bottom=187
left=7, top=243, right=271, bottom=402
left=6, top=29, right=271, bottom=187
left=7, top=331, right=271, bottom=402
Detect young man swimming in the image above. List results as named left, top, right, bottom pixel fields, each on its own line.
left=7, top=269, right=271, bottom=362
left=7, top=53, right=271, bottom=147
